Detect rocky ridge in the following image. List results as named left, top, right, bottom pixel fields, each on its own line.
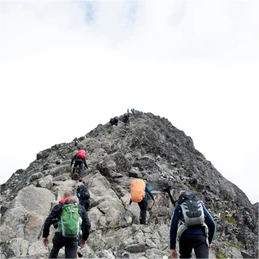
left=0, top=111, right=258, bottom=258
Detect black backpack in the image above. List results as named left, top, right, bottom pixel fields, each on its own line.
left=178, top=190, right=205, bottom=227
left=176, top=190, right=209, bottom=241
left=77, top=185, right=90, bottom=200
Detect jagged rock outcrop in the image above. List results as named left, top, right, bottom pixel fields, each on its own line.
left=1, top=112, right=258, bottom=258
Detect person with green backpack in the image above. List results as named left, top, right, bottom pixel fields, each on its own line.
left=42, top=191, right=91, bottom=259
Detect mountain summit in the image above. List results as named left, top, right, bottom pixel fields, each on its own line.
left=1, top=111, right=258, bottom=258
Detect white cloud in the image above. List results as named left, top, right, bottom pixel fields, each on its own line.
left=0, top=0, right=258, bottom=203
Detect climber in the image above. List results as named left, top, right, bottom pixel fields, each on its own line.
left=122, top=113, right=130, bottom=125
left=76, top=184, right=90, bottom=211
left=128, top=179, right=155, bottom=225
left=109, top=116, right=119, bottom=126
left=42, top=191, right=91, bottom=259
left=169, top=190, right=216, bottom=259
left=131, top=108, right=135, bottom=114
left=71, top=147, right=88, bottom=179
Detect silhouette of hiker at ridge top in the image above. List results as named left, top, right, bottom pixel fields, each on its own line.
left=71, top=147, right=88, bottom=179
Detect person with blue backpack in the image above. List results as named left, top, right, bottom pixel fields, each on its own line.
left=169, top=190, right=216, bottom=259
left=129, top=179, right=155, bottom=225
left=76, top=184, right=90, bottom=211
left=42, top=191, right=91, bottom=259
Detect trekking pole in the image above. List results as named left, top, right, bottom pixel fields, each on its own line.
left=38, top=223, right=44, bottom=239
left=164, top=186, right=176, bottom=206
left=150, top=199, right=155, bottom=210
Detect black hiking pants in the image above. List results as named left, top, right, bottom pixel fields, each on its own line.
left=49, top=232, right=78, bottom=259
left=179, top=233, right=209, bottom=259
left=79, top=199, right=90, bottom=211
left=73, top=161, right=84, bottom=178
left=138, top=198, right=148, bottom=224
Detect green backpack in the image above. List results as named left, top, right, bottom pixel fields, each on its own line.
left=58, top=203, right=81, bottom=237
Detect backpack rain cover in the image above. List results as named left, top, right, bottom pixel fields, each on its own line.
left=130, top=179, right=146, bottom=202
left=76, top=150, right=86, bottom=160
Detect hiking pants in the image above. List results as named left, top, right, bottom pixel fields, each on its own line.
left=138, top=198, right=148, bottom=224
left=80, top=199, right=90, bottom=211
left=73, top=161, right=84, bottom=178
left=49, top=232, right=78, bottom=259
left=179, top=233, right=209, bottom=259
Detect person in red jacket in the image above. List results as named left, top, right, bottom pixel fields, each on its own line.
left=71, top=148, right=88, bottom=179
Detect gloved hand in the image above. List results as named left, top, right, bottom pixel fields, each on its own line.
left=43, top=237, right=49, bottom=246
left=171, top=249, right=177, bottom=259
left=80, top=240, right=86, bottom=248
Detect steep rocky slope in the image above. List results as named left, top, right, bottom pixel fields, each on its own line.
left=0, top=111, right=258, bottom=258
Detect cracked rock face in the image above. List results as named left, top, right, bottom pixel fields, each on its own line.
left=1, top=111, right=258, bottom=258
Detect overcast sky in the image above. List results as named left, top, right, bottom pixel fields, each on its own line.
left=0, top=0, right=258, bottom=203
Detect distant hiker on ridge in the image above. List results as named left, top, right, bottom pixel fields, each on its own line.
left=71, top=147, right=88, bottom=179
left=169, top=190, right=216, bottom=259
left=122, top=113, right=130, bottom=125
left=42, top=191, right=91, bottom=259
left=110, top=116, right=119, bottom=126
left=129, top=179, right=155, bottom=225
